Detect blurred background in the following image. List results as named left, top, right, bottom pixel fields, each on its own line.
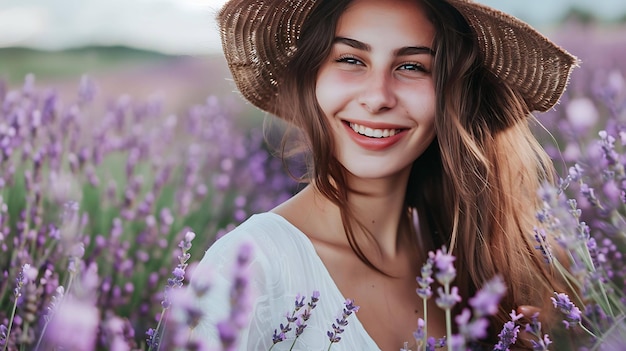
left=1, top=2, right=625, bottom=349
left=0, top=0, right=625, bottom=119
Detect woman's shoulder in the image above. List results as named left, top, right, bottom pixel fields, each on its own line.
left=210, top=212, right=308, bottom=250
left=197, top=212, right=313, bottom=272
left=231, top=211, right=304, bottom=236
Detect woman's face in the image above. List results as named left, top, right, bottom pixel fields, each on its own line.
left=316, top=0, right=436, bottom=182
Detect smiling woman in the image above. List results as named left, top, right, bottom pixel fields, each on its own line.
left=192, top=0, right=578, bottom=349
left=315, top=0, right=436, bottom=180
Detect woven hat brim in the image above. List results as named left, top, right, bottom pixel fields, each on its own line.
left=219, top=0, right=578, bottom=115
left=219, top=0, right=317, bottom=116
left=447, top=0, right=579, bottom=112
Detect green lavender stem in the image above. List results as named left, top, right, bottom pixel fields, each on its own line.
left=422, top=298, right=428, bottom=350
left=444, top=283, right=452, bottom=350
left=2, top=296, right=18, bottom=351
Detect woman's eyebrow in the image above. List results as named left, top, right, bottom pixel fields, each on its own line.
left=395, top=46, right=435, bottom=57
left=333, top=36, right=434, bottom=56
left=334, top=37, right=370, bottom=51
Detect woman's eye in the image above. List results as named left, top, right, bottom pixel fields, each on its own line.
left=336, top=56, right=363, bottom=66
left=398, top=63, right=425, bottom=72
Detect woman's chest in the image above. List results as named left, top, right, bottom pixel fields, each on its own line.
left=336, top=272, right=446, bottom=350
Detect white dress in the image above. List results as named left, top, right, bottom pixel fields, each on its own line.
left=192, top=212, right=381, bottom=350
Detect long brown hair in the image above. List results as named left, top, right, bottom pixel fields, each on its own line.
left=277, top=0, right=566, bottom=345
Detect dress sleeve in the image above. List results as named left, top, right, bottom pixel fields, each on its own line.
left=190, top=227, right=276, bottom=350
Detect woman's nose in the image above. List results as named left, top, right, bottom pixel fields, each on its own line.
left=357, top=72, right=397, bottom=114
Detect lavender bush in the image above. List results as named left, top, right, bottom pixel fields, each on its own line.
left=0, top=74, right=297, bottom=350
left=1, top=26, right=625, bottom=350
left=176, top=65, right=626, bottom=350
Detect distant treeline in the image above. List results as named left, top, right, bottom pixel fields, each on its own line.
left=0, top=46, right=175, bottom=84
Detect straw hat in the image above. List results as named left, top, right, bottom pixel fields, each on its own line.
left=218, top=0, right=578, bottom=115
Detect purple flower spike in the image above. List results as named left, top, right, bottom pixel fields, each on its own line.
left=449, top=275, right=508, bottom=350
left=327, top=330, right=342, bottom=343
left=455, top=309, right=489, bottom=340
left=271, top=329, right=286, bottom=344
left=294, top=293, right=306, bottom=311
left=435, top=286, right=462, bottom=310
left=343, top=298, right=360, bottom=314
left=493, top=319, right=521, bottom=351
left=509, top=309, right=524, bottom=322
left=413, top=318, right=425, bottom=340
left=433, top=337, right=446, bottom=348
left=469, top=275, right=507, bottom=317
left=301, top=291, right=320, bottom=324
left=523, top=313, right=552, bottom=351
left=416, top=256, right=435, bottom=300
left=146, top=328, right=158, bottom=349
left=530, top=334, right=552, bottom=351
left=533, top=226, right=552, bottom=263
left=524, top=313, right=542, bottom=335
left=43, top=296, right=99, bottom=351
left=161, top=230, right=195, bottom=309
left=200, top=242, right=253, bottom=351
left=433, top=247, right=456, bottom=285
left=272, top=290, right=321, bottom=349
left=550, top=292, right=582, bottom=329
left=294, top=318, right=307, bottom=337
left=217, top=320, right=237, bottom=349
left=326, top=299, right=360, bottom=347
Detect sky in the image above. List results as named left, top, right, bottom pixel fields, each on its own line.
left=0, top=0, right=624, bottom=55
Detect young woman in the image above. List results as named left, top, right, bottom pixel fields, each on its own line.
left=192, top=0, right=578, bottom=349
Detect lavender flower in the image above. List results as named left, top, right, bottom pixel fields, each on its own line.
left=435, top=286, right=462, bottom=310
left=301, top=290, right=320, bottom=322
left=524, top=313, right=551, bottom=351
left=414, top=318, right=445, bottom=351
left=416, top=258, right=434, bottom=300
left=148, top=230, right=196, bottom=350
left=270, top=291, right=320, bottom=350
left=1, top=49, right=624, bottom=351
left=42, top=296, right=100, bottom=350
left=271, top=326, right=288, bottom=345
left=413, top=318, right=426, bottom=342
left=217, top=242, right=253, bottom=351
left=101, top=313, right=135, bottom=351
left=448, top=276, right=507, bottom=351
left=2, top=263, right=37, bottom=351
left=550, top=292, right=582, bottom=329
left=0, top=325, right=7, bottom=349
left=415, top=255, right=436, bottom=350
left=295, top=292, right=321, bottom=349
left=455, top=309, right=489, bottom=340
left=468, top=275, right=507, bottom=317
left=162, top=230, right=195, bottom=309
left=433, top=247, right=456, bottom=286
left=493, top=310, right=523, bottom=351
left=533, top=226, right=553, bottom=263
left=326, top=299, right=360, bottom=350
left=428, top=246, right=460, bottom=350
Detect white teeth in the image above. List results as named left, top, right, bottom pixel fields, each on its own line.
left=349, top=123, right=399, bottom=138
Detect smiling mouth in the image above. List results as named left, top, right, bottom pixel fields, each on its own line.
left=348, top=122, right=404, bottom=138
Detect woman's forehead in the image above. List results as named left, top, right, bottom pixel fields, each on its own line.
left=335, top=0, right=435, bottom=50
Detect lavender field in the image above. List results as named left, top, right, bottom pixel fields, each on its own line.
left=1, top=22, right=626, bottom=350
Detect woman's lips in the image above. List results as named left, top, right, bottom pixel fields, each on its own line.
left=342, top=121, right=408, bottom=151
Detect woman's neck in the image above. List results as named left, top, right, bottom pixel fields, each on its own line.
left=273, top=167, right=414, bottom=262
left=343, top=173, right=413, bottom=261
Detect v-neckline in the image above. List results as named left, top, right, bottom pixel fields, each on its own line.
left=264, top=212, right=382, bottom=350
